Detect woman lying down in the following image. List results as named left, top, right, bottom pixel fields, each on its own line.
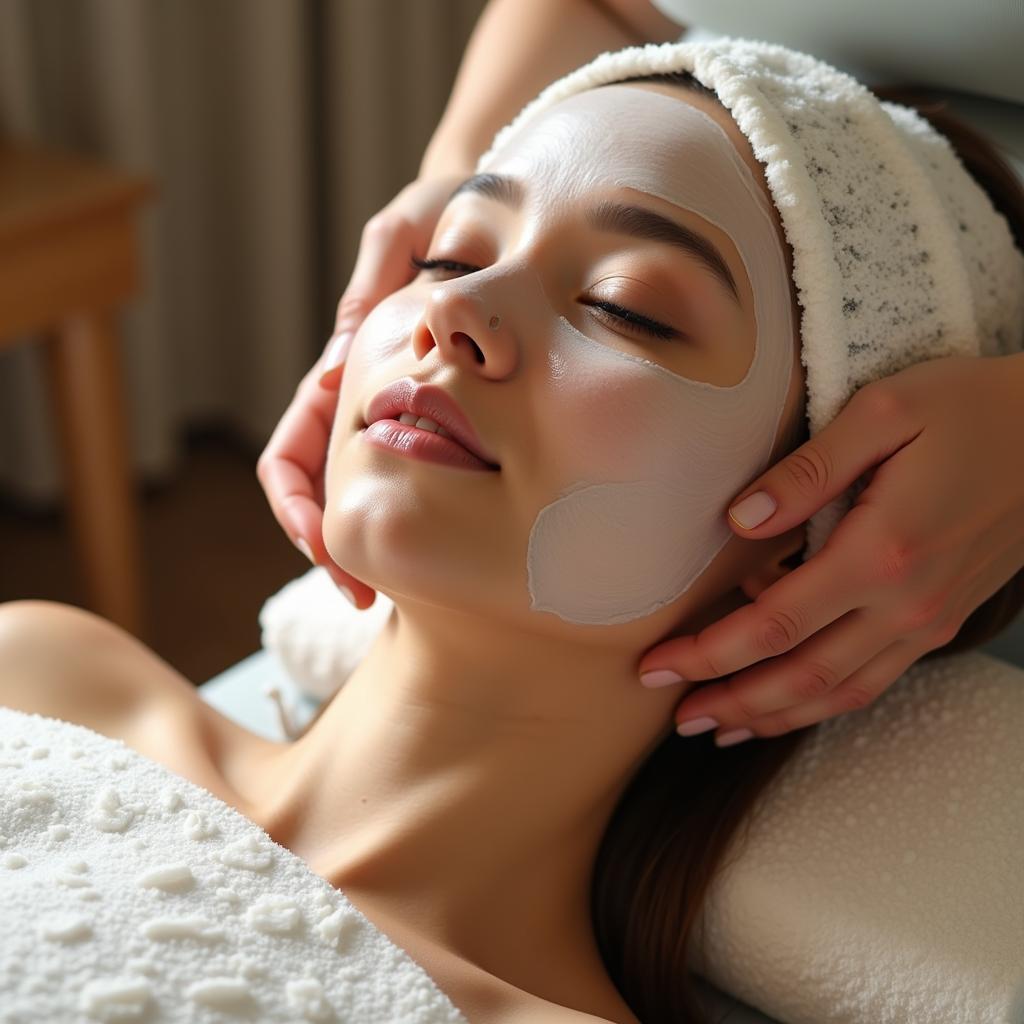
left=1, top=37, right=1023, bottom=1024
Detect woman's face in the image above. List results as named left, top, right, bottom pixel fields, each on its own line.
left=323, top=81, right=805, bottom=649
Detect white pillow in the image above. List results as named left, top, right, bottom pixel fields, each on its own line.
left=258, top=567, right=394, bottom=701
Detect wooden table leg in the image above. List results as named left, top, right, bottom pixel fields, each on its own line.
left=43, top=311, right=144, bottom=638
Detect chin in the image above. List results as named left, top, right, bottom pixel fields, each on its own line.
left=322, top=487, right=480, bottom=608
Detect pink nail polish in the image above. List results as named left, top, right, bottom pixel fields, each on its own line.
left=715, top=728, right=754, bottom=747
left=676, top=715, right=719, bottom=736
left=640, top=669, right=684, bottom=688
left=728, top=491, right=777, bottom=529
left=323, top=332, right=352, bottom=372
left=326, top=567, right=358, bottom=607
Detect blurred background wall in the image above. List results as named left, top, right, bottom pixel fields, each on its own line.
left=0, top=0, right=486, bottom=680
left=0, top=0, right=486, bottom=502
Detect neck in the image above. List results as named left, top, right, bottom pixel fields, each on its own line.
left=250, top=587, right=742, bottom=999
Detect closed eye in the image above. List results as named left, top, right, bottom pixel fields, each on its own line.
left=409, top=254, right=682, bottom=340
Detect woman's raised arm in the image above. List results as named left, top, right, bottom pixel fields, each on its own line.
left=419, top=0, right=683, bottom=178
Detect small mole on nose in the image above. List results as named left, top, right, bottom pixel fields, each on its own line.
left=488, top=315, right=501, bottom=330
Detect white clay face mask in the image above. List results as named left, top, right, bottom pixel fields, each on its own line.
left=476, top=84, right=796, bottom=626
left=345, top=84, right=796, bottom=626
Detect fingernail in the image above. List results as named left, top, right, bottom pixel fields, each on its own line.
left=295, top=537, right=316, bottom=563
left=676, top=715, right=719, bottom=737
left=728, top=491, right=777, bottom=530
left=322, top=332, right=353, bottom=373
left=640, top=669, right=685, bottom=688
left=325, top=567, right=358, bottom=607
left=715, top=728, right=754, bottom=747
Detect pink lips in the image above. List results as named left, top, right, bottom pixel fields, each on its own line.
left=363, top=378, right=500, bottom=472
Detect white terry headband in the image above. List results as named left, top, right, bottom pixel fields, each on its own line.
left=478, top=36, right=1024, bottom=561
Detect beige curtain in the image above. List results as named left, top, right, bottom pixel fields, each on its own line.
left=0, top=0, right=486, bottom=505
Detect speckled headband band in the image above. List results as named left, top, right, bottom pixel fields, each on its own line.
left=477, top=37, right=1024, bottom=561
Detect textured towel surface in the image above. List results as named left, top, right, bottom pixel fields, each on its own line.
left=690, top=647, right=1024, bottom=1024
left=260, top=569, right=1024, bottom=1023
left=477, top=36, right=1024, bottom=563
left=0, top=708, right=468, bottom=1024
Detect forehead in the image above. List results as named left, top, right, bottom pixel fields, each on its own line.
left=616, top=82, right=770, bottom=200
left=486, top=80, right=793, bottom=285
left=616, top=80, right=793, bottom=278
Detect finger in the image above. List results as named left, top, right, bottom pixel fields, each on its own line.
left=317, top=331, right=354, bottom=391
left=725, top=382, right=923, bottom=536
left=672, top=605, right=880, bottom=731
left=319, top=213, right=422, bottom=388
left=257, top=370, right=376, bottom=608
left=259, top=364, right=339, bottom=527
left=259, top=451, right=375, bottom=609
left=715, top=637, right=927, bottom=742
left=640, top=537, right=866, bottom=684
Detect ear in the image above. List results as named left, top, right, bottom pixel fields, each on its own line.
left=737, top=524, right=807, bottom=601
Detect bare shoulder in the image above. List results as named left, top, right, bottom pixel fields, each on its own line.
left=0, top=599, right=268, bottom=808
left=0, top=599, right=200, bottom=738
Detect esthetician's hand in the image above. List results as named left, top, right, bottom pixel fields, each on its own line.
left=257, top=173, right=468, bottom=608
left=638, top=351, right=1024, bottom=745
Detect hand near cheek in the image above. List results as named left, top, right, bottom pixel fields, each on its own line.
left=256, top=173, right=467, bottom=608
left=637, top=352, right=1024, bottom=746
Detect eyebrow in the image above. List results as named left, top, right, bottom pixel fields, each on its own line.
left=446, top=172, right=740, bottom=306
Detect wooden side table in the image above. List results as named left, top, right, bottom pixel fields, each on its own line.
left=0, top=142, right=155, bottom=638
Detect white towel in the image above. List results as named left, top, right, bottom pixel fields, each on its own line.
left=0, top=708, right=468, bottom=1024
left=691, top=647, right=1024, bottom=1024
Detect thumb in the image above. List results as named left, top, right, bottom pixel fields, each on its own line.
left=724, top=386, right=916, bottom=535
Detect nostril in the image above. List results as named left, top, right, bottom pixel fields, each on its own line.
left=452, top=331, right=485, bottom=364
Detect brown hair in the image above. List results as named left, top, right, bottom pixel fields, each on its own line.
left=591, top=71, right=1024, bottom=1024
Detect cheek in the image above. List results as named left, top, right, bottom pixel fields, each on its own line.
left=536, top=351, right=684, bottom=486
left=523, top=314, right=776, bottom=626
left=335, top=292, right=423, bottom=424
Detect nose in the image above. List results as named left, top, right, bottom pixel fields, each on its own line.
left=412, top=275, right=519, bottom=379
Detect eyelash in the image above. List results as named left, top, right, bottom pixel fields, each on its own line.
left=409, top=254, right=679, bottom=340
